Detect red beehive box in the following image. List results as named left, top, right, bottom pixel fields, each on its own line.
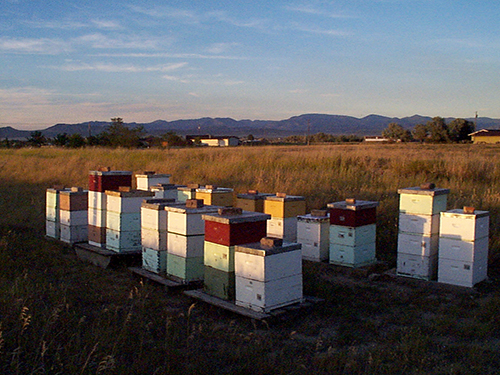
left=203, top=209, right=270, bottom=246
left=327, top=199, right=378, bottom=227
left=88, top=170, right=133, bottom=192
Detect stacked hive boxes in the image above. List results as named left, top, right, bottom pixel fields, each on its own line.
left=196, top=185, right=234, bottom=206
left=46, top=187, right=69, bottom=239
left=297, top=210, right=330, bottom=262
left=59, top=187, right=88, bottom=244
left=202, top=208, right=270, bottom=300
left=135, top=172, right=171, bottom=191
left=397, top=185, right=449, bottom=280
left=165, top=199, right=220, bottom=283
left=438, top=207, right=489, bottom=287
left=141, top=199, right=177, bottom=274
left=88, top=170, right=132, bottom=248
left=236, top=190, right=273, bottom=212
left=177, top=184, right=200, bottom=203
left=234, top=237, right=303, bottom=312
left=151, top=184, right=186, bottom=200
left=264, top=194, right=306, bottom=242
left=105, top=188, right=154, bottom=253
left=327, top=199, right=378, bottom=267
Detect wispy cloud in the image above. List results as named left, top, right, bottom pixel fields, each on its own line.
left=289, top=89, right=309, bottom=94
left=128, top=5, right=200, bottom=24
left=74, top=33, right=166, bottom=49
left=285, top=4, right=353, bottom=18
left=57, top=62, right=188, bottom=73
left=163, top=74, right=244, bottom=86
left=93, top=52, right=248, bottom=60
left=24, top=19, right=122, bottom=30
left=291, top=25, right=351, bottom=36
left=205, top=42, right=239, bottom=54
left=0, top=37, right=71, bottom=54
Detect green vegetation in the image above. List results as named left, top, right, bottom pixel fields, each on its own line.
left=1, top=144, right=500, bottom=373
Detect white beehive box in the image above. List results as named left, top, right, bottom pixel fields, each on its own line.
left=438, top=256, right=488, bottom=287
left=60, top=224, right=88, bottom=244
left=142, top=228, right=167, bottom=251
left=167, top=233, right=205, bottom=258
left=235, top=274, right=303, bottom=313
left=296, top=212, right=330, bottom=254
left=234, top=242, right=302, bottom=282
left=165, top=204, right=220, bottom=236
left=45, top=220, right=60, bottom=239
left=106, top=229, right=142, bottom=252
left=204, top=241, right=236, bottom=272
left=397, top=252, right=437, bottom=280
left=329, top=224, right=376, bottom=247
left=397, top=232, right=439, bottom=257
left=106, top=211, right=141, bottom=232
left=88, top=207, right=106, bottom=228
left=398, top=186, right=449, bottom=215
left=398, top=213, right=440, bottom=235
left=439, top=209, right=489, bottom=241
left=151, top=184, right=185, bottom=200
left=46, top=187, right=70, bottom=222
left=59, top=210, right=88, bottom=227
left=141, top=203, right=168, bottom=231
left=88, top=191, right=107, bottom=210
left=136, top=173, right=171, bottom=191
left=266, top=216, right=298, bottom=242
left=142, top=248, right=167, bottom=274
left=439, top=236, right=488, bottom=263
left=329, top=242, right=376, bottom=267
left=106, top=190, right=154, bottom=213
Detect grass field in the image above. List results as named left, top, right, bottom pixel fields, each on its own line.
left=1, top=143, right=500, bottom=374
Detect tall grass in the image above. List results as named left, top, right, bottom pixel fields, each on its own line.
left=1, top=143, right=500, bottom=373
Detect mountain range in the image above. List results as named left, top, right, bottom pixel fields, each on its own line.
left=1, top=114, right=499, bottom=140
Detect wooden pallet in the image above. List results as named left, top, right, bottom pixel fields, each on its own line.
left=184, top=289, right=323, bottom=320
left=74, top=243, right=141, bottom=269
left=128, top=267, right=203, bottom=290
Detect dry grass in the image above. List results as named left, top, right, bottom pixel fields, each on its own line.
left=1, top=143, right=500, bottom=374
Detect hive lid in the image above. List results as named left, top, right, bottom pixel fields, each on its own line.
left=89, top=170, right=133, bottom=176
left=59, top=188, right=88, bottom=196
left=237, top=192, right=274, bottom=200
left=164, top=204, right=222, bottom=214
left=202, top=210, right=271, bottom=224
left=135, top=173, right=171, bottom=178
left=235, top=240, right=302, bottom=256
left=105, top=190, right=154, bottom=198
left=297, top=213, right=330, bottom=221
left=47, top=186, right=71, bottom=193
left=397, top=186, right=450, bottom=196
left=178, top=185, right=201, bottom=192
left=440, top=208, right=489, bottom=218
left=141, top=200, right=181, bottom=210
left=327, top=200, right=378, bottom=210
left=196, top=187, right=234, bottom=193
left=151, top=184, right=186, bottom=191
left=265, top=194, right=305, bottom=202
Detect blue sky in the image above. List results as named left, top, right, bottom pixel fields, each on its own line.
left=1, top=0, right=499, bottom=130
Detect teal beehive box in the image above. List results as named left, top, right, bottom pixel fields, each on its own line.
left=398, top=185, right=449, bottom=215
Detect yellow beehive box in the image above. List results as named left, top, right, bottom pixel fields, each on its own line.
left=196, top=187, right=233, bottom=207
left=264, top=194, right=306, bottom=218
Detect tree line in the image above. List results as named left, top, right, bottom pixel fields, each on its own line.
left=382, top=117, right=475, bottom=143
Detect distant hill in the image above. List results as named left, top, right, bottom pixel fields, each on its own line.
left=1, top=114, right=499, bottom=140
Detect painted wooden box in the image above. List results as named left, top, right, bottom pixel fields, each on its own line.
left=136, top=172, right=171, bottom=191
left=46, top=187, right=69, bottom=222
left=196, top=187, right=234, bottom=207
left=398, top=213, right=440, bottom=236
left=106, top=229, right=142, bottom=252
left=165, top=204, right=220, bottom=236
left=297, top=213, right=330, bottom=261
left=439, top=209, right=489, bottom=241
left=88, top=191, right=107, bottom=210
left=327, top=200, right=378, bottom=227
left=438, top=236, right=488, bottom=263
left=88, top=225, right=106, bottom=248
left=397, top=252, right=437, bottom=280
left=166, top=253, right=204, bottom=282
left=46, top=220, right=60, bottom=239
left=177, top=186, right=199, bottom=203
left=167, top=233, right=205, bottom=258
left=329, top=224, right=376, bottom=247
left=142, top=248, right=167, bottom=274
left=106, top=190, right=154, bottom=213
left=59, top=188, right=88, bottom=211
left=437, top=255, right=488, bottom=288
left=142, top=228, right=167, bottom=251
left=60, top=224, right=88, bottom=244
left=236, top=192, right=274, bottom=213
left=151, top=184, right=185, bottom=200
left=204, top=266, right=235, bottom=300
left=88, top=170, right=132, bottom=193
left=398, top=186, right=449, bottom=215
left=59, top=209, right=88, bottom=227
left=202, top=210, right=270, bottom=246
left=263, top=195, right=306, bottom=218
left=204, top=241, right=236, bottom=272
left=106, top=211, right=141, bottom=232
left=266, top=217, right=298, bottom=242
left=397, top=232, right=439, bottom=257
left=329, top=242, right=376, bottom=267
left=88, top=207, right=106, bottom=228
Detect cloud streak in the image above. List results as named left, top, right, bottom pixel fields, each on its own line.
left=57, top=62, right=188, bottom=73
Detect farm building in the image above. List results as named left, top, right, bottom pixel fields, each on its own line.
left=186, top=135, right=240, bottom=147
left=469, top=129, right=500, bottom=144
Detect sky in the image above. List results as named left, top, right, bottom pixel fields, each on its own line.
left=1, top=0, right=499, bottom=130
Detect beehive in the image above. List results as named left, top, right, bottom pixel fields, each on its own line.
left=296, top=211, right=330, bottom=262
left=167, top=233, right=205, bottom=258
left=106, top=229, right=142, bottom=253
left=135, top=172, right=171, bottom=191
left=196, top=186, right=234, bottom=207
left=88, top=170, right=132, bottom=193
left=202, top=209, right=270, bottom=246
left=236, top=191, right=274, bottom=212
left=234, top=239, right=303, bottom=312
left=329, top=224, right=376, bottom=248
left=88, top=225, right=106, bottom=247
left=177, top=185, right=199, bottom=203
left=60, top=224, right=88, bottom=245
left=46, top=187, right=70, bottom=239
left=151, top=184, right=186, bottom=200
left=59, top=187, right=88, bottom=211
left=398, top=213, right=440, bottom=236
left=142, top=248, right=167, bottom=274
left=329, top=242, right=376, bottom=267
left=165, top=202, right=220, bottom=236
left=398, top=186, right=449, bottom=215
left=203, top=241, right=236, bottom=272
left=266, top=217, right=298, bottom=242
left=106, top=190, right=153, bottom=213
left=204, top=266, right=235, bottom=300
left=327, top=200, right=378, bottom=227
left=263, top=194, right=306, bottom=219
left=397, top=232, right=439, bottom=257
left=166, top=253, right=204, bottom=282
left=397, top=253, right=438, bottom=280
left=438, top=208, right=489, bottom=287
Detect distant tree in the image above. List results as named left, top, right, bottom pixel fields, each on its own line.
left=247, top=134, right=255, bottom=141
left=448, top=118, right=475, bottom=142
left=382, top=123, right=412, bottom=142
left=101, top=118, right=144, bottom=148
left=412, top=124, right=428, bottom=143
left=161, top=131, right=187, bottom=148
left=427, top=117, right=450, bottom=143
left=27, top=131, right=47, bottom=147
left=53, top=133, right=69, bottom=147
left=67, top=133, right=86, bottom=148
left=0, top=138, right=11, bottom=148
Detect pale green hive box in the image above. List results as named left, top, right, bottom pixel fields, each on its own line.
left=166, top=253, right=204, bottom=282
left=398, top=186, right=449, bottom=215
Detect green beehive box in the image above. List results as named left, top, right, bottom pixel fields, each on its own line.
left=203, top=241, right=236, bottom=272
left=398, top=187, right=449, bottom=215
left=204, top=266, right=235, bottom=301
left=166, top=253, right=204, bottom=282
